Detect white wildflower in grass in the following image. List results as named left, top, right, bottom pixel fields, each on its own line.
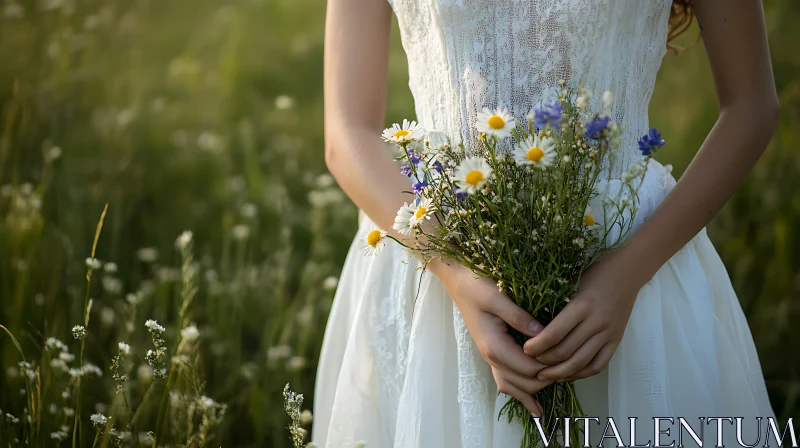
left=45, top=337, right=68, bottom=352
left=575, top=95, right=588, bottom=109
left=136, top=247, right=158, bottom=263
left=90, top=412, right=108, bottom=427
left=180, top=324, right=200, bottom=342
left=381, top=119, right=422, bottom=144
left=175, top=230, right=193, bottom=251
left=103, top=262, right=118, bottom=273
left=454, top=157, right=492, bottom=195
left=286, top=356, right=306, bottom=372
left=513, top=134, right=556, bottom=169
left=283, top=384, right=306, bottom=448
left=144, top=319, right=165, bottom=333
left=71, top=325, right=86, bottom=340
left=84, top=257, right=102, bottom=270
left=267, top=345, right=292, bottom=362
left=275, top=95, right=294, bottom=110
left=322, top=276, right=339, bottom=291
left=232, top=224, right=250, bottom=240
left=410, top=197, right=435, bottom=228
left=118, top=342, right=131, bottom=355
left=475, top=107, right=514, bottom=139
left=59, top=352, right=75, bottom=362
left=392, top=202, right=416, bottom=236
left=50, top=431, right=68, bottom=441
left=299, top=409, right=313, bottom=426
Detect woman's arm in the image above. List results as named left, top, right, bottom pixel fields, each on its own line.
left=324, top=0, right=551, bottom=413
left=523, top=0, right=779, bottom=381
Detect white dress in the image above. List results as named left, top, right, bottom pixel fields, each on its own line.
left=313, top=0, right=776, bottom=446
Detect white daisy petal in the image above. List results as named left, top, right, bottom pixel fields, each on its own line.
left=393, top=203, right=416, bottom=236
left=453, top=157, right=493, bottom=195
left=361, top=229, right=388, bottom=256
left=382, top=120, right=424, bottom=144
left=513, top=134, right=556, bottom=168
left=475, top=107, right=514, bottom=139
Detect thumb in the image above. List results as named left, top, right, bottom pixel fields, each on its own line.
left=489, top=295, right=543, bottom=337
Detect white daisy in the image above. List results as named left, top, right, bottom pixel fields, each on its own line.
left=361, top=229, right=387, bottom=256
left=393, top=203, right=416, bottom=236
left=475, top=107, right=514, bottom=139
left=454, top=157, right=492, bottom=195
left=583, top=205, right=599, bottom=229
left=382, top=119, right=423, bottom=144
left=410, top=197, right=435, bottom=227
left=513, top=134, right=556, bottom=168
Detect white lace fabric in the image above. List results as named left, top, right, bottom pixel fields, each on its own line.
left=389, top=0, right=671, bottom=176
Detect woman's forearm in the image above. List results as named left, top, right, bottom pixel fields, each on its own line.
left=618, top=100, right=779, bottom=291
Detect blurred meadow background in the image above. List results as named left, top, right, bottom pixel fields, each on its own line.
left=0, top=0, right=798, bottom=446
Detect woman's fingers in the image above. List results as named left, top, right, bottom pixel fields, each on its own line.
left=492, top=367, right=543, bottom=416
left=486, top=294, right=544, bottom=337
left=534, top=319, right=596, bottom=365
left=565, top=342, right=617, bottom=381
left=497, top=364, right=555, bottom=395
left=482, top=331, right=549, bottom=378
left=536, top=333, right=605, bottom=380
left=523, top=302, right=586, bottom=356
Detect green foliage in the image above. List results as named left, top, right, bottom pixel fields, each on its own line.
left=0, top=0, right=797, bottom=446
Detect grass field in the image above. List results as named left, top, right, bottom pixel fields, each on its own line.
left=0, top=0, right=798, bottom=446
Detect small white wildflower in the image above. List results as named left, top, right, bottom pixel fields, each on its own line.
left=45, top=337, right=68, bottom=352
left=562, top=155, right=570, bottom=164
left=85, top=258, right=102, bottom=270
left=50, top=430, right=68, bottom=441
left=144, top=320, right=165, bottom=333
left=576, top=95, right=588, bottom=109
left=72, top=325, right=86, bottom=340
left=118, top=342, right=131, bottom=355
left=299, top=409, right=313, bottom=426
left=232, top=224, right=250, bottom=241
left=286, top=356, right=306, bottom=372
left=90, top=413, right=108, bottom=427
left=197, top=395, right=216, bottom=410
left=103, top=262, right=118, bottom=273
left=322, top=276, right=338, bottom=291
left=180, top=325, right=199, bottom=342
left=275, top=95, right=294, bottom=110
left=59, top=352, right=75, bottom=363
left=136, top=247, right=158, bottom=263
left=175, top=231, right=193, bottom=251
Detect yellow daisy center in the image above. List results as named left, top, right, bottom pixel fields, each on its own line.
left=465, top=170, right=484, bottom=187
left=415, top=207, right=428, bottom=220
left=526, top=147, right=545, bottom=162
left=487, top=115, right=506, bottom=130
left=367, top=230, right=383, bottom=247
left=393, top=129, right=410, bottom=138
left=584, top=214, right=596, bottom=226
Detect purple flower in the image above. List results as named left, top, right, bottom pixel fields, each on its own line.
left=407, top=149, right=421, bottom=165
left=455, top=191, right=468, bottom=200
left=532, top=102, right=563, bottom=129
left=400, top=162, right=412, bottom=177
left=412, top=180, right=428, bottom=195
left=585, top=115, right=611, bottom=140
left=432, top=161, right=444, bottom=173
left=637, top=128, right=666, bottom=156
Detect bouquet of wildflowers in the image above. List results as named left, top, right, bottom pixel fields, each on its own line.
left=365, top=83, right=666, bottom=447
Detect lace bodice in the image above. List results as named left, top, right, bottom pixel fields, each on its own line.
left=388, top=0, right=672, bottom=176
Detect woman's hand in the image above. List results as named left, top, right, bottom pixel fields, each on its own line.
left=429, top=258, right=554, bottom=416
left=522, top=249, right=641, bottom=382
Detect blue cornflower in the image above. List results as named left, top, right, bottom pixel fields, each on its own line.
left=407, top=149, right=421, bottom=165
left=532, top=102, right=563, bottom=130
left=400, top=162, right=412, bottom=177
left=432, top=161, right=444, bottom=173
left=455, top=191, right=469, bottom=200
left=412, top=180, right=428, bottom=195
left=585, top=115, right=611, bottom=140
left=637, top=128, right=666, bottom=156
